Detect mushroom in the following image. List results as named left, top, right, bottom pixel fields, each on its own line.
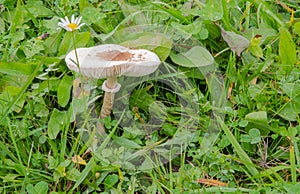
left=65, top=44, right=161, bottom=126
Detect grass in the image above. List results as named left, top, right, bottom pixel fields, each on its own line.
left=0, top=0, right=300, bottom=193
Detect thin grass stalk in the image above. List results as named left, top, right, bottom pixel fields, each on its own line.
left=244, top=1, right=251, bottom=30
left=7, top=118, right=23, bottom=166
left=21, top=142, right=34, bottom=193
left=60, top=106, right=72, bottom=161
left=216, top=115, right=259, bottom=176
left=71, top=110, right=125, bottom=191
left=290, top=138, right=296, bottom=183
left=293, top=138, right=300, bottom=170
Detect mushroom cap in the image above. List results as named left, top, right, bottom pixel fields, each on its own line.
left=65, top=44, right=161, bottom=79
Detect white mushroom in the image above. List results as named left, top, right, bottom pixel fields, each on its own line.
left=65, top=44, right=161, bottom=122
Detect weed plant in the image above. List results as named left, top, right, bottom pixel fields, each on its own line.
left=0, top=0, right=299, bottom=193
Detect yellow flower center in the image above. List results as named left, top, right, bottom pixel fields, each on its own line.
left=67, top=23, right=78, bottom=31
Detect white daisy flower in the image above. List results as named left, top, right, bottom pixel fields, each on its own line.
left=58, top=15, right=85, bottom=32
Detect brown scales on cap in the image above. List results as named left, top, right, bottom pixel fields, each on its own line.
left=96, top=50, right=133, bottom=61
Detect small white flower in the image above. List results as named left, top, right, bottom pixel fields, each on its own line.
left=58, top=15, right=85, bottom=32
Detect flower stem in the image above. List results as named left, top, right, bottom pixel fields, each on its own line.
left=71, top=31, right=80, bottom=73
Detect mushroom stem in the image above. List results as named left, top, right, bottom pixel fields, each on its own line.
left=100, top=76, right=118, bottom=119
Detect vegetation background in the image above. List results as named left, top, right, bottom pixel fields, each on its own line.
left=0, top=0, right=299, bottom=193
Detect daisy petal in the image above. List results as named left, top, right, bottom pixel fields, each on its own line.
left=58, top=15, right=84, bottom=32
left=76, top=16, right=82, bottom=25
left=78, top=23, right=85, bottom=29
left=59, top=17, right=66, bottom=24
left=74, top=16, right=79, bottom=24
left=71, top=15, right=75, bottom=23
left=65, top=16, right=70, bottom=24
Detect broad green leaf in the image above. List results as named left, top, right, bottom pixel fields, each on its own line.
left=245, top=111, right=268, bottom=124
left=243, top=23, right=277, bottom=44
left=103, top=174, right=119, bottom=189
left=284, top=183, right=300, bottom=193
left=170, top=46, right=214, bottom=68
left=288, top=127, right=297, bottom=138
left=199, top=28, right=209, bottom=40
left=81, top=7, right=106, bottom=25
left=66, top=168, right=81, bottom=182
left=278, top=83, right=300, bottom=121
left=248, top=128, right=261, bottom=144
left=280, top=83, right=300, bottom=98
left=130, top=84, right=155, bottom=112
left=0, top=85, right=25, bottom=113
left=249, top=45, right=263, bottom=58
left=279, top=27, right=296, bottom=74
left=240, top=134, right=251, bottom=143
left=48, top=156, right=58, bottom=169
left=5, top=31, right=25, bottom=46
left=102, top=1, right=118, bottom=11
left=171, top=20, right=203, bottom=36
left=101, top=148, right=113, bottom=158
left=57, top=74, right=73, bottom=107
left=34, top=181, right=49, bottom=194
left=42, top=32, right=61, bottom=54
left=113, top=136, right=141, bottom=149
left=161, top=123, right=177, bottom=136
left=245, top=111, right=270, bottom=135
left=26, top=184, right=35, bottom=194
left=25, top=1, right=54, bottom=17
left=248, top=35, right=263, bottom=58
left=0, top=62, right=36, bottom=76
left=10, top=0, right=24, bottom=33
left=26, top=181, right=49, bottom=194
left=294, top=22, right=300, bottom=36
left=197, top=0, right=223, bottom=21
left=13, top=164, right=26, bottom=176
left=220, top=26, right=250, bottom=56
left=54, top=166, right=66, bottom=181
left=138, top=157, right=154, bottom=171
left=58, top=32, right=90, bottom=56
left=239, top=120, right=249, bottom=127
left=79, top=0, right=92, bottom=12
left=178, top=66, right=205, bottom=79
left=278, top=102, right=299, bottom=122
left=120, top=2, right=147, bottom=25
left=120, top=32, right=172, bottom=61
left=48, top=109, right=66, bottom=139
left=58, top=159, right=71, bottom=167
left=21, top=40, right=44, bottom=58
left=123, top=126, right=144, bottom=136
left=2, top=174, right=19, bottom=182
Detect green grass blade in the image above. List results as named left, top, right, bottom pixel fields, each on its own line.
left=293, top=138, right=300, bottom=170
left=21, top=142, right=34, bottom=194
left=0, top=33, right=61, bottom=125
left=150, top=2, right=190, bottom=24
left=70, top=157, right=95, bottom=192
left=216, top=115, right=259, bottom=176
left=254, top=165, right=287, bottom=183
left=71, top=111, right=125, bottom=191
left=290, top=139, right=297, bottom=183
